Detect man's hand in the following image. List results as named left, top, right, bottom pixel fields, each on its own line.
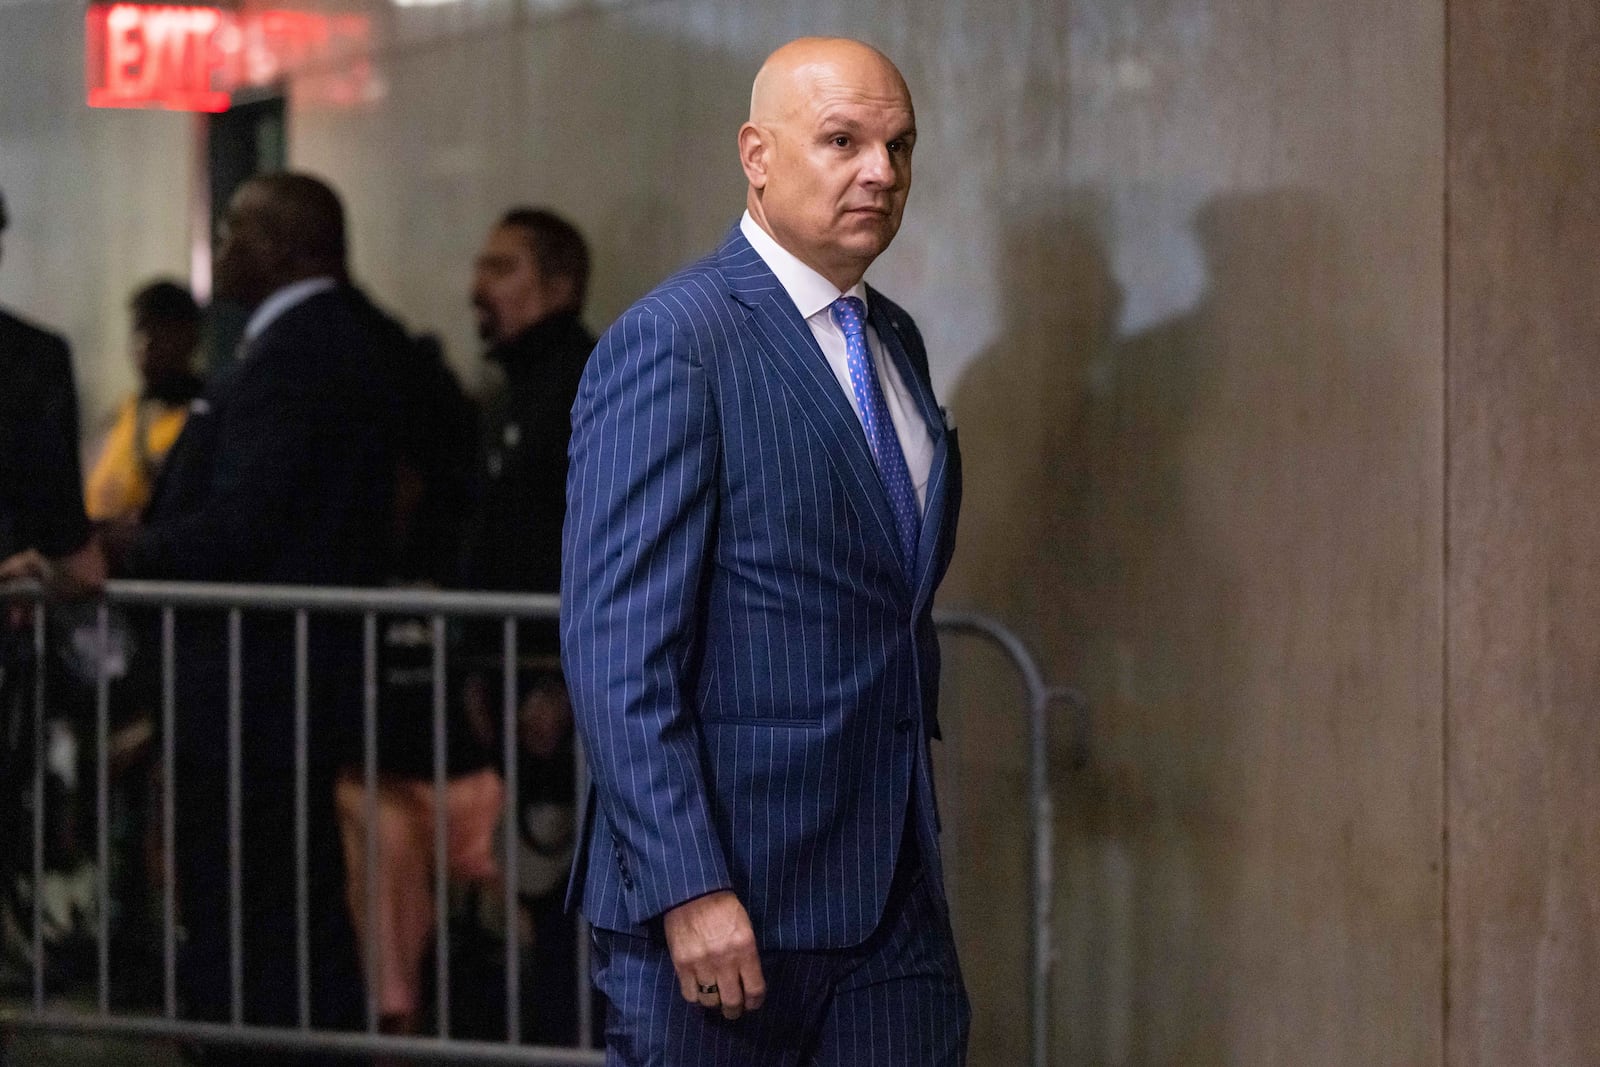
left=0, top=542, right=106, bottom=628
left=1, top=541, right=108, bottom=595
left=0, top=549, right=47, bottom=629
left=0, top=548, right=47, bottom=584
left=662, top=890, right=767, bottom=1020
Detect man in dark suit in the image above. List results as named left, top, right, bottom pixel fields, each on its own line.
left=562, top=37, right=967, bottom=1065
left=114, top=172, right=406, bottom=1061
left=0, top=187, right=104, bottom=592
left=0, top=188, right=106, bottom=989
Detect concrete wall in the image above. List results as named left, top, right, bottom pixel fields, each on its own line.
left=1446, top=1, right=1600, bottom=1063
left=2, top=0, right=1598, bottom=1063
left=0, top=0, right=192, bottom=436
left=931, top=2, right=1445, bottom=1062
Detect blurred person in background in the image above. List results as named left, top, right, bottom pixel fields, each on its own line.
left=330, top=326, right=494, bottom=1044
left=457, top=206, right=594, bottom=1044
left=463, top=207, right=593, bottom=612
left=74, top=278, right=205, bottom=999
left=0, top=187, right=105, bottom=593
left=103, top=171, right=408, bottom=1064
left=84, top=279, right=205, bottom=524
left=0, top=185, right=106, bottom=991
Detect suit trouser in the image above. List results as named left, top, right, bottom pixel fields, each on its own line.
left=175, top=762, right=365, bottom=1066
left=591, top=834, right=970, bottom=1067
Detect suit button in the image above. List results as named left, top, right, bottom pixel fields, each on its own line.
left=896, top=719, right=914, bottom=734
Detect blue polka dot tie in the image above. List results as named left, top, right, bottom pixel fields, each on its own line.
left=832, top=296, right=920, bottom=571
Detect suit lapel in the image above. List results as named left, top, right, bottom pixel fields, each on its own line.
left=719, top=230, right=910, bottom=590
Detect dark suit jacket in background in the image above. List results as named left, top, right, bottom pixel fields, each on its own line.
left=562, top=226, right=962, bottom=952
left=126, top=283, right=414, bottom=1043
left=131, top=284, right=408, bottom=774
left=0, top=309, right=90, bottom=560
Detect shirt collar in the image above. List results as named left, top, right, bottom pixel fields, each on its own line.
left=243, top=276, right=339, bottom=343
left=739, top=212, right=868, bottom=321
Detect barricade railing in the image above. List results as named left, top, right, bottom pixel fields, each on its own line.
left=934, top=612, right=1087, bottom=1067
left=0, top=580, right=1082, bottom=1067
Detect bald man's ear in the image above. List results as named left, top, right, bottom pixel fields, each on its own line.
left=739, top=122, right=770, bottom=190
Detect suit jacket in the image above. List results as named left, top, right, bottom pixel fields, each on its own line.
left=562, top=226, right=962, bottom=951
left=0, top=309, right=90, bottom=560
left=130, top=285, right=407, bottom=773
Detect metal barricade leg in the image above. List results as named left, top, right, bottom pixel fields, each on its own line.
left=432, top=613, right=450, bottom=1039
left=931, top=610, right=1090, bottom=1067
left=362, top=612, right=381, bottom=1036
left=94, top=604, right=110, bottom=1016
left=161, top=608, right=176, bottom=1020
left=31, top=606, right=46, bottom=1013
left=502, top=617, right=521, bottom=1046
left=293, top=609, right=311, bottom=1031
left=227, top=608, right=243, bottom=1028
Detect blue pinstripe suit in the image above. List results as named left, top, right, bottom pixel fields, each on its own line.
left=562, top=225, right=966, bottom=1063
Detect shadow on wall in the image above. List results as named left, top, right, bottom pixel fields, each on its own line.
left=944, top=187, right=1379, bottom=1065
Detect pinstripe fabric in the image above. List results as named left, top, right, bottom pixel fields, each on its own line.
left=562, top=224, right=962, bottom=960
left=591, top=842, right=969, bottom=1066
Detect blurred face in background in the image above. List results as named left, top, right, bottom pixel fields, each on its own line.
left=471, top=224, right=568, bottom=345
left=212, top=182, right=284, bottom=307
left=131, top=313, right=198, bottom=385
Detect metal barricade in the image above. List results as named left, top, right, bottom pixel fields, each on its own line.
left=0, top=581, right=1079, bottom=1067
left=934, top=612, right=1087, bottom=1067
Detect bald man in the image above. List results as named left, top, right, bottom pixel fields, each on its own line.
left=563, top=38, right=968, bottom=1064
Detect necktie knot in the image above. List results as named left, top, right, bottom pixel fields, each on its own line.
left=832, top=295, right=867, bottom=334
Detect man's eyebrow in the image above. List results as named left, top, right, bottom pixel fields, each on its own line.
left=815, top=114, right=918, bottom=141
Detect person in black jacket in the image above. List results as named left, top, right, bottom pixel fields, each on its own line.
left=106, top=172, right=408, bottom=1062
left=460, top=207, right=595, bottom=1044
left=0, top=186, right=106, bottom=990
left=464, top=207, right=594, bottom=600
left=0, top=187, right=104, bottom=592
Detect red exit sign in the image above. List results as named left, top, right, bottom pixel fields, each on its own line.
left=86, top=4, right=372, bottom=113
left=87, top=5, right=229, bottom=111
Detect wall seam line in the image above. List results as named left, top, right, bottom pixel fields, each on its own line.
left=1440, top=0, right=1453, bottom=1064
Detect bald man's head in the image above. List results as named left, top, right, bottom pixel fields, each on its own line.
left=213, top=171, right=348, bottom=307
left=739, top=37, right=916, bottom=291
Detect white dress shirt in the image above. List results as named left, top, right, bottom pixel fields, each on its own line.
left=740, top=212, right=934, bottom=512
left=242, top=276, right=339, bottom=346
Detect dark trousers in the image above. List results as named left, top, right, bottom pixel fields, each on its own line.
left=175, top=762, right=365, bottom=1065
left=591, top=837, right=970, bottom=1067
